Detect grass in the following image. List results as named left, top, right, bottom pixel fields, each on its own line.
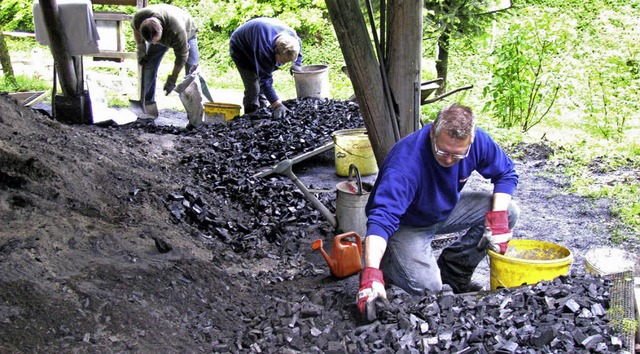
left=0, top=74, right=50, bottom=93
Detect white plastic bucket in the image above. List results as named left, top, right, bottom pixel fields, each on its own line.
left=292, top=65, right=330, bottom=99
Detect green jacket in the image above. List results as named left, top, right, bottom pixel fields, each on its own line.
left=132, top=4, right=198, bottom=68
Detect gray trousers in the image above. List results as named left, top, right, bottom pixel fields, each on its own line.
left=234, top=66, right=269, bottom=114
left=379, top=191, right=519, bottom=295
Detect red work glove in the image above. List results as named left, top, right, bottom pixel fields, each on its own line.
left=356, top=267, right=386, bottom=313
left=481, top=210, right=513, bottom=254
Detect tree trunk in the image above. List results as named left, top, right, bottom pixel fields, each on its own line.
left=435, top=30, right=450, bottom=95
left=326, top=0, right=397, bottom=164
left=0, top=30, right=17, bottom=88
left=386, top=0, right=423, bottom=138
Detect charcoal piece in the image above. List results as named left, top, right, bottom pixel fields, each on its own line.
left=183, top=187, right=199, bottom=202
left=212, top=343, right=230, bottom=352
left=531, top=327, right=555, bottom=347
left=152, top=236, right=172, bottom=253
left=495, top=340, right=518, bottom=353
left=577, top=307, right=593, bottom=318
left=287, top=334, right=305, bottom=350
left=544, top=296, right=556, bottom=309
left=423, top=302, right=440, bottom=316
left=610, top=336, right=622, bottom=349
left=572, top=329, right=587, bottom=345
left=563, top=298, right=580, bottom=313
left=575, top=317, right=593, bottom=327
left=590, top=303, right=606, bottom=317
left=510, top=293, right=525, bottom=308
left=581, top=334, right=604, bottom=349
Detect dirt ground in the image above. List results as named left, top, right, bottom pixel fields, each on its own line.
left=0, top=93, right=638, bottom=353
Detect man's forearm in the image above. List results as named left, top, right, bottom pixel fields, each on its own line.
left=364, top=235, right=387, bottom=268
left=492, top=192, right=512, bottom=211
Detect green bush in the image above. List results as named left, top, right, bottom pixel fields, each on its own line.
left=481, top=8, right=576, bottom=132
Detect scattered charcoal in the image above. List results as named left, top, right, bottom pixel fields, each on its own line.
left=114, top=99, right=630, bottom=353
left=152, top=236, right=172, bottom=253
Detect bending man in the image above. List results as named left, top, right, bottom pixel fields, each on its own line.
left=132, top=4, right=199, bottom=102
left=229, top=17, right=302, bottom=119
left=357, top=103, right=520, bottom=313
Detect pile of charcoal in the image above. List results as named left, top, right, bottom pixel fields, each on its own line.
left=150, top=98, right=363, bottom=256
left=216, top=272, right=626, bottom=353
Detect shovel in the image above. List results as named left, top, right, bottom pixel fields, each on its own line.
left=129, top=64, right=158, bottom=119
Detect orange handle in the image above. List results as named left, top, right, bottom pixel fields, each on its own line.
left=335, top=232, right=362, bottom=255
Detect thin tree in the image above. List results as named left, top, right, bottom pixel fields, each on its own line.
left=0, top=28, right=18, bottom=89
left=424, top=0, right=511, bottom=94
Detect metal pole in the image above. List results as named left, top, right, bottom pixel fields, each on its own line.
left=38, top=0, right=77, bottom=96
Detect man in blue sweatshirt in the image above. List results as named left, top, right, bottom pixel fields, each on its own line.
left=357, top=104, right=519, bottom=312
left=229, top=17, right=303, bottom=119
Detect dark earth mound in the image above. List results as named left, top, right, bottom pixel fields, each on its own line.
left=0, top=94, right=638, bottom=353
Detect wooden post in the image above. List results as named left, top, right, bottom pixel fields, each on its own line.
left=326, top=0, right=397, bottom=164
left=38, top=0, right=78, bottom=96
left=387, top=0, right=423, bottom=137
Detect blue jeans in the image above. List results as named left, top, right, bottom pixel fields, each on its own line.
left=234, top=65, right=269, bottom=114
left=379, top=191, right=520, bottom=295
left=143, top=35, right=199, bottom=102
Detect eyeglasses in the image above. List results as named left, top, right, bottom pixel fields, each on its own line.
left=433, top=140, right=471, bottom=160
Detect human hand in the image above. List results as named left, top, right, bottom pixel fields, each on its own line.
left=164, top=75, right=177, bottom=95
left=272, top=103, right=290, bottom=119
left=289, top=64, right=302, bottom=75
left=136, top=43, right=147, bottom=65
left=477, top=210, right=512, bottom=254
left=356, top=267, right=386, bottom=315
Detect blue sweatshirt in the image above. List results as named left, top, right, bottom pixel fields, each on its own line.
left=365, top=123, right=518, bottom=241
left=229, top=18, right=303, bottom=104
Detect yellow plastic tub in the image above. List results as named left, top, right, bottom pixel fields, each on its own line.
left=488, top=239, right=573, bottom=290
left=203, top=102, right=241, bottom=122
left=332, top=128, right=378, bottom=177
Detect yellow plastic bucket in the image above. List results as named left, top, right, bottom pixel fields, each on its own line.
left=488, top=239, right=573, bottom=290
left=203, top=102, right=241, bottom=122
left=332, top=128, right=378, bottom=177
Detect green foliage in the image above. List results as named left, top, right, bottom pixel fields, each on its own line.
left=0, top=0, right=34, bottom=32
left=482, top=8, right=575, bottom=132
left=423, top=0, right=500, bottom=41
left=0, top=74, right=50, bottom=92
left=568, top=8, right=640, bottom=140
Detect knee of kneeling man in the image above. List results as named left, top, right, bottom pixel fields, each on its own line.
left=411, top=276, right=442, bottom=295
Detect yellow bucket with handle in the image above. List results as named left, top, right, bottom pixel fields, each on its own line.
left=488, top=239, right=573, bottom=290
left=332, top=128, right=378, bottom=177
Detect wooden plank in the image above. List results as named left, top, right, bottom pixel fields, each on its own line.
left=85, top=50, right=136, bottom=60
left=93, top=11, right=132, bottom=21
left=8, top=91, right=48, bottom=107
left=2, top=32, right=36, bottom=38
left=91, top=0, right=137, bottom=6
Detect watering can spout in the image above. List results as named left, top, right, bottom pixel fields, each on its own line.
left=311, top=239, right=337, bottom=270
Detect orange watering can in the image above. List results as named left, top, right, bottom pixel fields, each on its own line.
left=311, top=232, right=363, bottom=278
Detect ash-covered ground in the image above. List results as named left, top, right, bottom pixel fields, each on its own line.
left=0, top=94, right=638, bottom=353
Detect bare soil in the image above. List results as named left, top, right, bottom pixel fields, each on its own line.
left=0, top=93, right=638, bottom=353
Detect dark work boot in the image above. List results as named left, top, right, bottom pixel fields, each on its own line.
left=244, top=104, right=259, bottom=115
left=438, top=257, right=484, bottom=294
left=442, top=279, right=485, bottom=294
